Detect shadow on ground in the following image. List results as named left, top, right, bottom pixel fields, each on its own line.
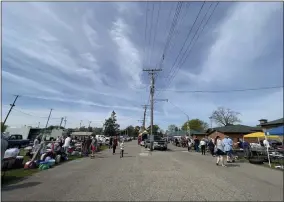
left=2, top=181, right=41, bottom=191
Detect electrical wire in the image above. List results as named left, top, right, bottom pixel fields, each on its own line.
left=157, top=2, right=219, bottom=96
left=156, top=86, right=283, bottom=93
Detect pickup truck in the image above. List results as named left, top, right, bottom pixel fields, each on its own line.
left=145, top=136, right=167, bottom=150
left=6, top=134, right=30, bottom=149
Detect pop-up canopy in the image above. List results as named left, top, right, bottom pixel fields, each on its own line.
left=266, top=126, right=284, bottom=136
left=244, top=132, right=279, bottom=139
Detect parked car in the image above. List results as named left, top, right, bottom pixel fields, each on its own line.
left=145, top=136, right=167, bottom=150
left=7, top=134, right=30, bottom=149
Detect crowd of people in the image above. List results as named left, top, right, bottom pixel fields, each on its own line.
left=174, top=135, right=247, bottom=167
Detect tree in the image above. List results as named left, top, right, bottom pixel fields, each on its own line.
left=47, top=125, right=65, bottom=130
left=211, top=107, right=241, bottom=126
left=1, top=122, right=8, bottom=132
left=93, top=127, right=103, bottom=134
left=146, top=125, right=160, bottom=135
left=181, top=119, right=209, bottom=132
left=103, top=111, right=120, bottom=136
left=168, top=124, right=178, bottom=132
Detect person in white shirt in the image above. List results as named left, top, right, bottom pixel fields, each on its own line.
left=120, top=140, right=125, bottom=158
left=214, top=136, right=226, bottom=167
left=200, top=138, right=206, bottom=155
left=263, top=138, right=270, bottom=148
left=63, top=134, right=71, bottom=155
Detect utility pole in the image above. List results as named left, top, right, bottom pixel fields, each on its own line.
left=143, top=68, right=162, bottom=151
left=64, top=117, right=67, bottom=128
left=88, top=121, right=92, bottom=128
left=59, top=117, right=64, bottom=127
left=3, top=95, right=19, bottom=125
left=80, top=120, right=82, bottom=128
left=38, top=122, right=40, bottom=128
left=45, top=109, right=53, bottom=128
left=141, top=105, right=149, bottom=131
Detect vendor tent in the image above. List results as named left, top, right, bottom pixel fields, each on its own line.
left=266, top=126, right=284, bottom=136
left=244, top=132, right=279, bottom=139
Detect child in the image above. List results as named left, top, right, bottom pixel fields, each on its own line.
left=120, top=140, right=125, bottom=158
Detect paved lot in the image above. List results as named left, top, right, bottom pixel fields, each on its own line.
left=2, top=141, right=283, bottom=201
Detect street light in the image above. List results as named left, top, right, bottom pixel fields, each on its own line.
left=167, top=100, right=190, bottom=137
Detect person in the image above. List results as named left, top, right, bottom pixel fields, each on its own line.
left=113, top=136, right=118, bottom=155
left=86, top=136, right=92, bottom=154
left=187, top=138, right=192, bottom=152
left=120, top=140, right=125, bottom=158
left=194, top=137, right=200, bottom=152
left=200, top=138, right=206, bottom=155
left=222, top=136, right=234, bottom=163
left=243, top=140, right=250, bottom=158
left=263, top=137, right=270, bottom=148
left=90, top=136, right=96, bottom=158
left=214, top=136, right=226, bottom=167
left=208, top=138, right=215, bottom=156
left=109, top=136, right=113, bottom=149
left=63, top=134, right=71, bottom=156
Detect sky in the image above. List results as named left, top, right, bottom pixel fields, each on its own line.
left=2, top=1, right=283, bottom=130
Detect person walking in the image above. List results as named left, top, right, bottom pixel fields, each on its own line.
left=222, top=136, right=234, bottom=163
left=187, top=138, right=192, bottom=152
left=200, top=138, right=206, bottom=155
left=112, top=136, right=118, bottom=155
left=90, top=136, right=96, bottom=158
left=208, top=138, right=215, bottom=156
left=120, top=140, right=125, bottom=158
left=214, top=136, right=226, bottom=167
left=194, top=137, right=200, bottom=152
left=109, top=136, right=113, bottom=149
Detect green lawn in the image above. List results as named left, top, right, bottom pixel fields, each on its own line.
left=2, top=145, right=108, bottom=185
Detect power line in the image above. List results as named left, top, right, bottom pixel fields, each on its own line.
left=166, top=1, right=207, bottom=80
left=12, top=107, right=62, bottom=119
left=156, top=86, right=283, bottom=93
left=168, top=2, right=219, bottom=84
left=157, top=2, right=219, bottom=96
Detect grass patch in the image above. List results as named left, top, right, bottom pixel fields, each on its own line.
left=2, top=169, right=39, bottom=186
left=2, top=145, right=108, bottom=185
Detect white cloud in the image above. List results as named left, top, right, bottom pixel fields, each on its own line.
left=110, top=17, right=143, bottom=87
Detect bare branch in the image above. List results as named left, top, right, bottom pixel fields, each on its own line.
left=211, top=107, right=241, bottom=126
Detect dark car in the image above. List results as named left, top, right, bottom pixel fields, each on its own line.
left=7, top=134, right=30, bottom=149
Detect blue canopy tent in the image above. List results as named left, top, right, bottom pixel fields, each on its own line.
left=265, top=126, right=284, bottom=167
left=266, top=126, right=284, bottom=136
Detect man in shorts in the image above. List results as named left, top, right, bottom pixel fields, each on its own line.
left=222, top=136, right=234, bottom=163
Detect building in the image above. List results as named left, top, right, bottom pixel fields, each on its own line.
left=191, top=130, right=207, bottom=140
left=206, top=124, right=262, bottom=142
left=257, top=118, right=284, bottom=131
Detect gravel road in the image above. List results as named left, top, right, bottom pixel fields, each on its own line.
left=2, top=141, right=283, bottom=201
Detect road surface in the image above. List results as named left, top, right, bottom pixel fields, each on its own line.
left=2, top=141, right=283, bottom=201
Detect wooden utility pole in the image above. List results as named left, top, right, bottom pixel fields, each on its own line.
left=64, top=117, right=67, bottom=128
left=59, top=117, right=64, bottom=127
left=141, top=105, right=149, bottom=130
left=3, top=95, right=19, bottom=125
left=45, top=109, right=53, bottom=128
left=143, top=69, right=162, bottom=151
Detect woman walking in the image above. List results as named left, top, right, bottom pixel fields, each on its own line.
left=214, top=136, right=226, bottom=167
left=208, top=138, right=215, bottom=156
left=112, top=136, right=118, bottom=155
left=200, top=138, right=206, bottom=155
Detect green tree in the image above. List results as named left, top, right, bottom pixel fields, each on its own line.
left=103, top=111, right=120, bottom=136
left=93, top=127, right=103, bottom=134
left=1, top=122, right=8, bottom=132
left=211, top=107, right=241, bottom=126
left=181, top=119, right=209, bottom=132
left=146, top=125, right=160, bottom=135
left=168, top=124, right=178, bottom=132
